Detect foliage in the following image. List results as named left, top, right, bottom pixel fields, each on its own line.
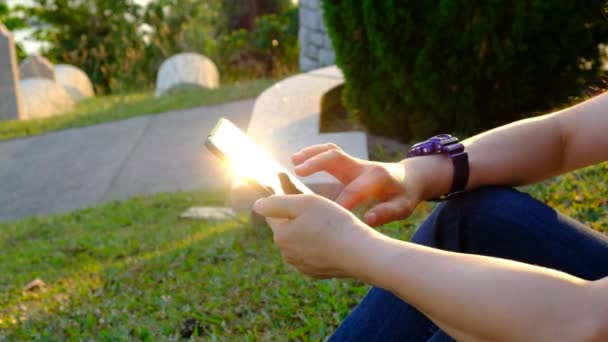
left=217, top=8, right=299, bottom=81
left=0, top=163, right=605, bottom=339
left=0, top=2, right=27, bottom=60
left=221, top=0, right=293, bottom=31
left=322, top=0, right=608, bottom=141
left=0, top=78, right=278, bottom=142
left=142, top=0, right=221, bottom=70
left=27, top=0, right=150, bottom=94
left=25, top=0, right=297, bottom=94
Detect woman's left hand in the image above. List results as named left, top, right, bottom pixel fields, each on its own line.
left=253, top=194, right=376, bottom=279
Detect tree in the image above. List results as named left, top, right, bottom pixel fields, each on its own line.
left=323, top=0, right=608, bottom=141
left=27, top=0, right=150, bottom=94
left=0, top=2, right=28, bottom=60
left=221, top=0, right=292, bottom=31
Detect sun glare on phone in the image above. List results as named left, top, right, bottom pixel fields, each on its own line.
left=210, top=120, right=285, bottom=193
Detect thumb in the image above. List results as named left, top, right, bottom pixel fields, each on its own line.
left=253, top=195, right=306, bottom=219
left=363, top=197, right=414, bottom=227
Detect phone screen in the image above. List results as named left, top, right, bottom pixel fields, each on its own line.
left=206, top=118, right=312, bottom=196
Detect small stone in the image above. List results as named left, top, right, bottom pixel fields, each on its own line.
left=179, top=206, right=236, bottom=221
left=23, top=278, right=46, bottom=293
left=179, top=318, right=206, bottom=338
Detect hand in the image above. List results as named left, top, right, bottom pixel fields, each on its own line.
left=253, top=194, right=376, bottom=279
left=291, top=144, right=452, bottom=226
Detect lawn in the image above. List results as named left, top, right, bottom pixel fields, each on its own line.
left=0, top=164, right=606, bottom=340
left=0, top=79, right=278, bottom=142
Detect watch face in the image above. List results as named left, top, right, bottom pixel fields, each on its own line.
left=408, top=134, right=458, bottom=157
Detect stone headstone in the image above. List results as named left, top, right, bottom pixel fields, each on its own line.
left=0, top=23, right=23, bottom=120
left=19, top=54, right=55, bottom=80
left=55, top=64, right=95, bottom=102
left=155, top=52, right=219, bottom=98
left=19, top=78, right=74, bottom=119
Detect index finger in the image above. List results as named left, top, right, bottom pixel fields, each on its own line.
left=253, top=195, right=308, bottom=219
left=291, top=143, right=340, bottom=166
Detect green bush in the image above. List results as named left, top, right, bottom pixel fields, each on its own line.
left=217, top=8, right=299, bottom=81
left=322, top=0, right=608, bottom=141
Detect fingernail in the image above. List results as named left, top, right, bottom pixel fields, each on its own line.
left=365, top=212, right=377, bottom=225
left=253, top=199, right=264, bottom=212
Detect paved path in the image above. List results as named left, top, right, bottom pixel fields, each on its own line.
left=0, top=99, right=255, bottom=221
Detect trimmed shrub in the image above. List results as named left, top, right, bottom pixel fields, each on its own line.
left=322, top=0, right=608, bottom=141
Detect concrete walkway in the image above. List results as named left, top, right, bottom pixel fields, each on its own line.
left=0, top=99, right=255, bottom=221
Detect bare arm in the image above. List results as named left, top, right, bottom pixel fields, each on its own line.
left=354, top=233, right=608, bottom=341
left=417, top=92, right=608, bottom=199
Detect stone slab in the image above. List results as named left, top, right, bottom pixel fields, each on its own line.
left=232, top=66, right=368, bottom=213
left=180, top=206, right=236, bottom=221
left=0, top=23, right=23, bottom=120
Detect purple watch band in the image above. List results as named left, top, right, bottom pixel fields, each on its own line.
left=407, top=134, right=469, bottom=200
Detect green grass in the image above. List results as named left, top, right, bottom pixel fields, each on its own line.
left=0, top=79, right=278, bottom=142
left=0, top=164, right=606, bottom=340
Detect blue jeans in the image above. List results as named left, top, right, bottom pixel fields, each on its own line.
left=329, top=187, right=608, bottom=341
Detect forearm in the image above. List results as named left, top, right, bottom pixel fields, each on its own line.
left=408, top=92, right=608, bottom=198
left=351, top=232, right=600, bottom=341
left=463, top=112, right=566, bottom=189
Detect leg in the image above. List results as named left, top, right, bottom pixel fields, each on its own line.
left=329, top=187, right=608, bottom=341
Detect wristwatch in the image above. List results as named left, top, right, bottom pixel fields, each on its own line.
left=407, top=134, right=469, bottom=201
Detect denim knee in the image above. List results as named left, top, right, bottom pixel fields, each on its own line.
left=411, top=186, right=534, bottom=252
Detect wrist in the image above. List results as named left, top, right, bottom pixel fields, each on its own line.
left=347, top=230, right=409, bottom=289
left=402, top=154, right=453, bottom=201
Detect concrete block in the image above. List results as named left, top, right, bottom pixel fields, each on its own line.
left=300, top=7, right=320, bottom=30
left=231, top=66, right=368, bottom=213
left=319, top=48, right=336, bottom=66
left=309, top=31, right=324, bottom=47
left=0, top=23, right=23, bottom=120
left=303, top=43, right=320, bottom=60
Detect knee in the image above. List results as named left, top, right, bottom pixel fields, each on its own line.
left=438, top=186, right=529, bottom=217
left=412, top=186, right=539, bottom=250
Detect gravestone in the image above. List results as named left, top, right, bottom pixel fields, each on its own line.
left=55, top=64, right=95, bottom=102
left=0, top=23, right=23, bottom=120
left=155, top=52, right=219, bottom=98
left=19, top=78, right=74, bottom=119
left=19, top=54, right=55, bottom=80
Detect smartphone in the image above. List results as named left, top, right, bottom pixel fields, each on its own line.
left=205, top=118, right=312, bottom=196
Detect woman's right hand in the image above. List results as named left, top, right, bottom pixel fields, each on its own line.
left=291, top=143, right=453, bottom=227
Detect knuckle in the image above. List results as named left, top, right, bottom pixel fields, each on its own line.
left=325, top=143, right=340, bottom=151
left=370, top=164, right=389, bottom=178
